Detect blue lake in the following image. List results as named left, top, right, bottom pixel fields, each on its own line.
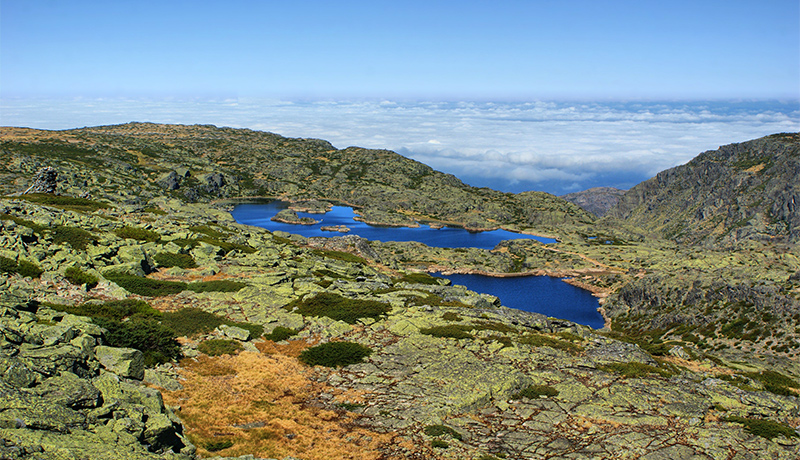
left=442, top=273, right=605, bottom=329
left=230, top=202, right=556, bottom=249
left=231, top=201, right=603, bottom=329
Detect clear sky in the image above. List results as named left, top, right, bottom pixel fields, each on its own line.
left=2, top=0, right=798, bottom=100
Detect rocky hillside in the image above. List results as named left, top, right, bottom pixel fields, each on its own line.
left=608, top=133, right=800, bottom=246
left=1, top=124, right=799, bottom=458
left=1, top=194, right=798, bottom=459
left=0, top=123, right=593, bottom=232
left=560, top=187, right=626, bottom=217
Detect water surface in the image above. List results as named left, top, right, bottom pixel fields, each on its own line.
left=231, top=202, right=555, bottom=249
left=443, top=273, right=605, bottom=329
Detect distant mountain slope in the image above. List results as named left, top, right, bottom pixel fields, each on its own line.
left=608, top=133, right=800, bottom=246
left=0, top=123, right=593, bottom=231
left=560, top=187, right=626, bottom=217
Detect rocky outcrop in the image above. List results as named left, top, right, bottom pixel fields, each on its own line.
left=271, top=209, right=319, bottom=225
left=0, top=299, right=194, bottom=459
left=22, top=167, right=58, bottom=195
left=561, top=186, right=626, bottom=217
left=608, top=133, right=800, bottom=246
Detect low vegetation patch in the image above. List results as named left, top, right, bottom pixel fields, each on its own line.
left=104, top=272, right=187, bottom=297
left=97, top=316, right=181, bottom=366
left=263, top=326, right=298, bottom=342
left=104, top=273, right=247, bottom=297
left=722, top=416, right=798, bottom=440
left=299, top=341, right=373, bottom=367
left=197, top=237, right=257, bottom=254
left=516, top=333, right=583, bottom=354
left=189, top=224, right=230, bottom=239
left=441, top=312, right=463, bottom=322
left=424, top=424, right=463, bottom=440
left=0, top=256, right=43, bottom=279
left=512, top=384, right=559, bottom=399
left=598, top=361, right=674, bottom=379
left=285, top=292, right=390, bottom=324
left=49, top=299, right=179, bottom=366
left=114, top=226, right=161, bottom=242
left=64, top=266, right=98, bottom=289
left=741, top=370, right=799, bottom=396
left=420, top=325, right=474, bottom=340
left=0, top=213, right=47, bottom=233
left=203, top=440, right=234, bottom=452
left=198, top=339, right=243, bottom=356
left=52, top=225, right=96, bottom=250
left=310, top=249, right=366, bottom=264
left=153, top=252, right=197, bottom=269
left=16, top=193, right=110, bottom=212
left=185, top=279, right=247, bottom=293
left=161, top=307, right=263, bottom=338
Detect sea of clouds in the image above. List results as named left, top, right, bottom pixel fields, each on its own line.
left=1, top=98, right=797, bottom=195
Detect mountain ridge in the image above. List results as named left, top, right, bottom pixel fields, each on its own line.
left=607, top=133, right=800, bottom=246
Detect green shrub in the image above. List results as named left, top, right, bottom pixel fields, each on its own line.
left=310, top=249, right=366, bottom=264
left=420, top=325, right=474, bottom=340
left=52, top=226, right=96, bottom=250
left=299, top=341, right=373, bottom=367
left=285, top=292, right=390, bottom=324
left=185, top=280, right=247, bottom=293
left=95, top=317, right=181, bottom=366
left=49, top=299, right=159, bottom=321
left=0, top=213, right=47, bottom=233
left=114, top=226, right=161, bottom=242
left=104, top=272, right=187, bottom=297
left=153, top=252, right=197, bottom=269
left=47, top=299, right=178, bottom=365
left=161, top=307, right=263, bottom=338
left=441, top=312, right=463, bottom=322
left=0, top=256, right=43, bottom=278
left=189, top=225, right=230, bottom=239
left=203, top=440, right=234, bottom=452
left=517, top=333, right=582, bottom=355
left=198, top=338, right=243, bottom=356
left=18, top=193, right=110, bottom=212
left=264, top=326, right=298, bottom=342
left=722, top=416, right=798, bottom=440
left=423, top=424, right=463, bottom=440
left=513, top=384, right=559, bottom=399
left=161, top=307, right=223, bottom=336
left=64, top=266, right=98, bottom=289
left=742, top=370, right=799, bottom=396
left=197, top=237, right=256, bottom=254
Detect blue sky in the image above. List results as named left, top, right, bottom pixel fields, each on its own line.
left=2, top=0, right=798, bottom=99
left=1, top=1, right=799, bottom=195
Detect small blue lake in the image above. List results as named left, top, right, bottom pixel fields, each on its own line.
left=230, top=202, right=555, bottom=249
left=231, top=201, right=602, bottom=329
left=442, top=273, right=605, bottom=329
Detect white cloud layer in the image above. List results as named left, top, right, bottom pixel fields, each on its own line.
left=1, top=98, right=798, bottom=194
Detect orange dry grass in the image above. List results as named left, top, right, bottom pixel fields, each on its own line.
left=163, top=350, right=393, bottom=459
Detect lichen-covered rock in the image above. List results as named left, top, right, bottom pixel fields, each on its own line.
left=95, top=346, right=145, bottom=380
left=217, top=324, right=251, bottom=341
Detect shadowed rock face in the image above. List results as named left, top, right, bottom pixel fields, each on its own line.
left=608, top=133, right=800, bottom=246
left=561, top=187, right=626, bottom=217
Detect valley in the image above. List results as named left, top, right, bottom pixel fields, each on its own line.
left=0, top=124, right=798, bottom=459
